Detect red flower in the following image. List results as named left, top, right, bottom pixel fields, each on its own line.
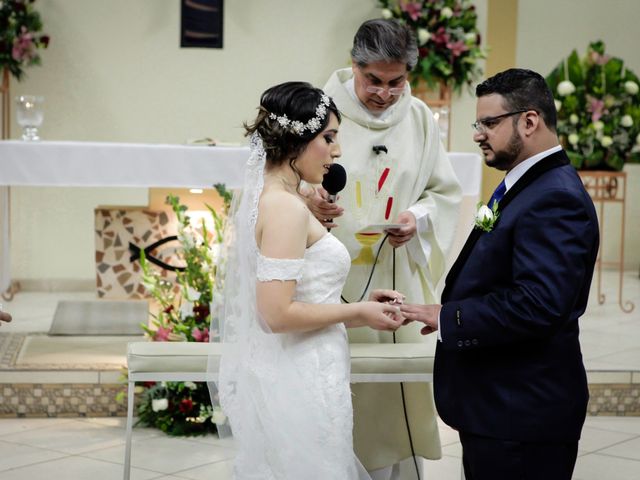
left=179, top=398, right=194, bottom=414
left=193, top=303, right=210, bottom=322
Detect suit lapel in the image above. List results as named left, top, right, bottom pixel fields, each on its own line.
left=442, top=150, right=570, bottom=301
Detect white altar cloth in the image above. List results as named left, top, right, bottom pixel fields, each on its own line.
left=0, top=140, right=248, bottom=188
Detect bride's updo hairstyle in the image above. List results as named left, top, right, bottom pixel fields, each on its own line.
left=244, top=81, right=341, bottom=167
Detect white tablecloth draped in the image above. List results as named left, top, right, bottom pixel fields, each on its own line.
left=0, top=140, right=249, bottom=188
left=0, top=140, right=482, bottom=294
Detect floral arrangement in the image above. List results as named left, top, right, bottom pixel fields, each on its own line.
left=474, top=202, right=499, bottom=232
left=134, top=185, right=232, bottom=436
left=378, top=0, right=486, bottom=93
left=0, top=0, right=50, bottom=80
left=546, top=41, right=640, bottom=171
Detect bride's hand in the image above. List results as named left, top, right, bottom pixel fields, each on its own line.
left=358, top=301, right=404, bottom=331
left=368, top=289, right=405, bottom=305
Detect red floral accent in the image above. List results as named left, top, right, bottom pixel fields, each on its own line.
left=179, top=398, right=194, bottom=414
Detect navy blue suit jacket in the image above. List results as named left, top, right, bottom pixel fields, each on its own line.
left=435, top=150, right=599, bottom=443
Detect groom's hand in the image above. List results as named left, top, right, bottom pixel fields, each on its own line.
left=399, top=303, right=441, bottom=335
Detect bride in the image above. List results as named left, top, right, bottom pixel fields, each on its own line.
left=215, top=81, right=404, bottom=479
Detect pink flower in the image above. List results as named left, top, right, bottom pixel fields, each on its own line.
left=192, top=327, right=209, bottom=343
left=400, top=1, right=422, bottom=21
left=432, top=27, right=450, bottom=47
left=447, top=40, right=469, bottom=58
left=590, top=51, right=610, bottom=66
left=153, top=326, right=173, bottom=342
left=587, top=96, right=606, bottom=122
left=12, top=26, right=37, bottom=63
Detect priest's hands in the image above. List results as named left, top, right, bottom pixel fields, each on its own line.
left=305, top=186, right=344, bottom=229
left=399, top=303, right=441, bottom=335
left=386, top=211, right=416, bottom=248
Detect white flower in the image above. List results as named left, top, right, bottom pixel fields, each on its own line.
left=417, top=28, right=430, bottom=45
left=554, top=100, right=562, bottom=111
left=636, top=132, right=640, bottom=145
left=600, top=136, right=613, bottom=147
left=464, top=32, right=477, bottom=43
left=557, top=80, right=576, bottom=96
left=570, top=114, right=579, bottom=125
left=441, top=6, right=453, bottom=18
left=381, top=8, right=393, bottom=19
left=178, top=231, right=195, bottom=249
left=568, top=133, right=580, bottom=146
left=624, top=80, right=639, bottom=95
left=210, top=243, right=221, bottom=263
left=592, top=120, right=604, bottom=131
left=621, top=115, right=633, bottom=128
left=152, top=398, right=168, bottom=412
left=474, top=203, right=499, bottom=232
left=476, top=205, right=493, bottom=223
left=184, top=381, right=197, bottom=390
left=180, top=299, right=194, bottom=319
left=211, top=407, right=227, bottom=425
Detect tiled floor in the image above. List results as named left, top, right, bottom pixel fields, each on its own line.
left=0, top=268, right=638, bottom=478
left=0, top=416, right=639, bottom=479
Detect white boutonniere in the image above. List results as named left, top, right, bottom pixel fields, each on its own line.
left=474, top=202, right=500, bottom=232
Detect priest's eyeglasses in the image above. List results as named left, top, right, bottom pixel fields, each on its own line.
left=472, top=109, right=528, bottom=134
left=364, top=85, right=405, bottom=96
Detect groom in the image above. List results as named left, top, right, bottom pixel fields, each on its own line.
left=400, top=68, right=599, bottom=480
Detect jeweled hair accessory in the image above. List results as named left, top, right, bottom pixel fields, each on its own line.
left=268, top=94, right=331, bottom=136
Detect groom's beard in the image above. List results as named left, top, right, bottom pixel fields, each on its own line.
left=483, top=128, right=524, bottom=171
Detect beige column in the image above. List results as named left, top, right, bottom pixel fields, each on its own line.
left=482, top=0, right=519, bottom=201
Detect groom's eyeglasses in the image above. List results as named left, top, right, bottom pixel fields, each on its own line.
left=472, top=110, right=528, bottom=134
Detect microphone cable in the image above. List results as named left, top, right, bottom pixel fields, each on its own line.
left=341, top=236, right=421, bottom=480
left=392, top=247, right=421, bottom=480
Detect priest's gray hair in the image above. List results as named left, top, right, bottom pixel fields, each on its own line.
left=350, top=19, right=418, bottom=71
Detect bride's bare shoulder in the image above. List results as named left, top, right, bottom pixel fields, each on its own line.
left=259, top=188, right=308, bottom=223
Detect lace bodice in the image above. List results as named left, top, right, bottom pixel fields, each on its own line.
left=257, top=233, right=351, bottom=304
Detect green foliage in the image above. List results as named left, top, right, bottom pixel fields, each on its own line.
left=135, top=381, right=219, bottom=436
left=546, top=41, right=640, bottom=171
left=378, top=0, right=486, bottom=93
left=135, top=188, right=232, bottom=436
left=0, top=0, right=50, bottom=80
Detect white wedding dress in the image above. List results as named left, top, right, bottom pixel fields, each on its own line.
left=215, top=133, right=370, bottom=479
left=224, top=233, right=372, bottom=479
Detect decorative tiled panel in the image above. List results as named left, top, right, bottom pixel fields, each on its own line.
left=0, top=383, right=131, bottom=417
left=0, top=381, right=638, bottom=418
left=588, top=383, right=640, bottom=416
left=94, top=208, right=180, bottom=299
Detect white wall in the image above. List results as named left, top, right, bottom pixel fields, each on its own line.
left=516, top=0, right=640, bottom=269
left=8, top=0, right=487, bottom=283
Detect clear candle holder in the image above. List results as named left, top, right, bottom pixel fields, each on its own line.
left=15, top=95, right=44, bottom=141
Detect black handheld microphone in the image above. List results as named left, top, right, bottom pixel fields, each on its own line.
left=321, top=163, right=347, bottom=203
left=321, top=163, right=347, bottom=231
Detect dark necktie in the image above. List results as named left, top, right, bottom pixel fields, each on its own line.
left=488, top=180, right=506, bottom=209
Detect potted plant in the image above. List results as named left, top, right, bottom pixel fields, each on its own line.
left=0, top=0, right=50, bottom=138
left=132, top=186, right=232, bottom=436
left=546, top=40, right=640, bottom=171
left=378, top=0, right=486, bottom=95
